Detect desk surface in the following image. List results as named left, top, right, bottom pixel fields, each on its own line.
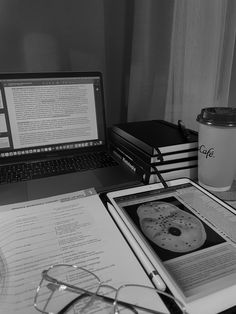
left=210, top=180, right=236, bottom=209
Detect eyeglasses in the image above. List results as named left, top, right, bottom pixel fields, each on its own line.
left=34, top=264, right=188, bottom=314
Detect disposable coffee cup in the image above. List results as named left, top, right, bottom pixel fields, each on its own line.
left=197, top=107, right=236, bottom=191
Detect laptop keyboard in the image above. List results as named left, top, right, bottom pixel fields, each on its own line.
left=0, top=151, right=118, bottom=185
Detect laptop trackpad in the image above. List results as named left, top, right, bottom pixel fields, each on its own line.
left=0, top=182, right=28, bottom=205
left=27, top=172, right=102, bottom=200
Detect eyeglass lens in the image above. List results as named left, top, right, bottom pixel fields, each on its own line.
left=35, top=265, right=103, bottom=313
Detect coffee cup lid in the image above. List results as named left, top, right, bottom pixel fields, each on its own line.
left=197, top=107, right=236, bottom=126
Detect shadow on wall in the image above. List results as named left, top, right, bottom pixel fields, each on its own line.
left=23, top=32, right=104, bottom=72
left=0, top=0, right=106, bottom=73
left=23, top=32, right=61, bottom=72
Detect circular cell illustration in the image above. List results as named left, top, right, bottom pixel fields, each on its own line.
left=137, top=201, right=206, bottom=253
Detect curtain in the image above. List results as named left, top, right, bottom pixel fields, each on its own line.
left=126, top=0, right=173, bottom=122
left=164, top=0, right=236, bottom=130
left=126, top=0, right=236, bottom=130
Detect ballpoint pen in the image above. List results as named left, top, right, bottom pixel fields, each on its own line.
left=106, top=201, right=166, bottom=291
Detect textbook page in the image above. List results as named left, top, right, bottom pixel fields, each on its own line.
left=0, top=188, right=168, bottom=314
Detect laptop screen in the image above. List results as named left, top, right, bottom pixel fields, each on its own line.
left=0, top=72, right=106, bottom=161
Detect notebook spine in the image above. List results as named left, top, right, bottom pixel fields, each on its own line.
left=111, top=145, right=152, bottom=184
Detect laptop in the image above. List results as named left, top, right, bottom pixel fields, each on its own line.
left=0, top=72, right=140, bottom=204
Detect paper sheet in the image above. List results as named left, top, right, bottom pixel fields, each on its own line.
left=0, top=189, right=168, bottom=314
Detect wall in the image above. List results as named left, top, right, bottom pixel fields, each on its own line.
left=0, top=0, right=128, bottom=126
left=0, top=1, right=106, bottom=72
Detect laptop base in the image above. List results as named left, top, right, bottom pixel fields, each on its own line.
left=0, top=164, right=141, bottom=205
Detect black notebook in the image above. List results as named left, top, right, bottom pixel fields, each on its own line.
left=112, top=120, right=198, bottom=156
left=109, top=129, right=198, bottom=164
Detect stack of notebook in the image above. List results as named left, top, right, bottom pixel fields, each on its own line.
left=109, top=120, right=198, bottom=184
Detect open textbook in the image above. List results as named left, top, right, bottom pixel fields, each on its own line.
left=107, top=178, right=236, bottom=314
left=0, top=188, right=168, bottom=314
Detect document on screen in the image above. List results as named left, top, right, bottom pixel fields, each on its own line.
left=4, top=83, right=98, bottom=149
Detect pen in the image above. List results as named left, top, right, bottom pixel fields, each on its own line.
left=106, top=202, right=166, bottom=291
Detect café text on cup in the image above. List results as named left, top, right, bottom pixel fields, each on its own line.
left=199, top=145, right=215, bottom=159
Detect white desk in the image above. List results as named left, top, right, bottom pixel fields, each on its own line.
left=210, top=180, right=236, bottom=209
